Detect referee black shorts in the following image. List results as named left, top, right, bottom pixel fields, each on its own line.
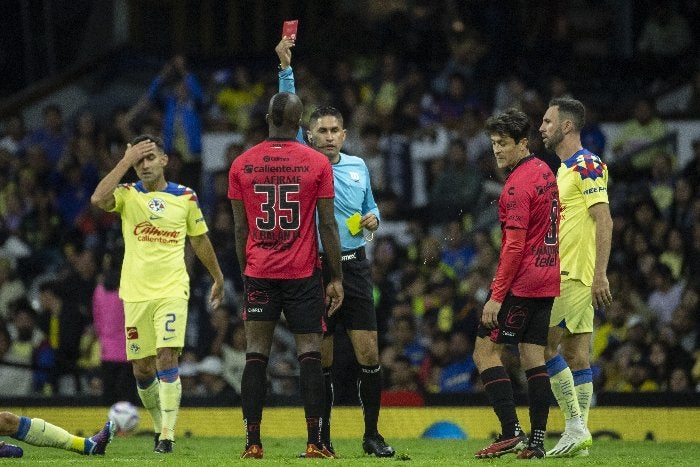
left=321, top=247, right=376, bottom=335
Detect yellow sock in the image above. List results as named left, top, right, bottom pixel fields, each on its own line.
left=159, top=378, right=182, bottom=441
left=22, top=418, right=86, bottom=453
left=575, top=381, right=593, bottom=427
left=549, top=365, right=582, bottom=422
left=137, top=378, right=162, bottom=433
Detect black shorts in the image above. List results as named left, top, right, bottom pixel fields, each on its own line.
left=321, top=247, right=376, bottom=335
left=476, top=292, right=554, bottom=346
left=243, top=269, right=325, bottom=334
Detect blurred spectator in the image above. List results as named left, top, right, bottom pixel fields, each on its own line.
left=197, top=355, right=237, bottom=400
left=215, top=65, right=265, bottom=132
left=409, top=123, right=450, bottom=209
left=37, top=281, right=88, bottom=394
left=5, top=302, right=54, bottom=394
left=0, top=320, right=33, bottom=396
left=428, top=139, right=483, bottom=225
left=438, top=331, right=477, bottom=393
left=440, top=221, right=476, bottom=280
left=646, top=264, right=684, bottom=325
left=145, top=54, right=204, bottom=191
left=0, top=115, right=26, bottom=156
left=580, top=105, right=606, bottom=157
left=636, top=3, right=692, bottom=80
left=0, top=258, right=26, bottom=321
left=611, top=97, right=668, bottom=177
left=387, top=354, right=421, bottom=392
left=22, top=104, right=68, bottom=166
left=380, top=314, right=426, bottom=370
left=221, top=320, right=246, bottom=395
left=92, top=259, right=135, bottom=405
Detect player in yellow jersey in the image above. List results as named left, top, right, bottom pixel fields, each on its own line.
left=91, top=134, right=224, bottom=454
left=0, top=411, right=114, bottom=458
left=539, top=98, right=613, bottom=458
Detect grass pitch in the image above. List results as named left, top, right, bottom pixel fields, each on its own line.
left=4, top=435, right=699, bottom=466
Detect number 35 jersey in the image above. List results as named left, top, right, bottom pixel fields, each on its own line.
left=228, top=139, right=335, bottom=279
left=498, top=156, right=560, bottom=298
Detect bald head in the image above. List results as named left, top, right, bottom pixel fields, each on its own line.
left=267, top=93, right=303, bottom=138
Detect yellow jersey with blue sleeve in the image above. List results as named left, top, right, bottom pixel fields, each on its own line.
left=557, top=149, right=609, bottom=286
left=111, top=181, right=208, bottom=302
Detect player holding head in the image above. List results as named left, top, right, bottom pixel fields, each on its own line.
left=539, top=97, right=612, bottom=457
left=473, top=109, right=560, bottom=459
left=0, top=411, right=114, bottom=458
left=276, top=37, right=394, bottom=457
left=91, top=134, right=225, bottom=454
left=229, top=92, right=344, bottom=459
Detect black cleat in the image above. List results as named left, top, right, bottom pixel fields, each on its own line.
left=154, top=433, right=161, bottom=451
left=154, top=439, right=173, bottom=454
left=363, top=433, right=395, bottom=457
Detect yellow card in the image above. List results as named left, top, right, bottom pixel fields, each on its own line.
left=346, top=212, right=362, bottom=235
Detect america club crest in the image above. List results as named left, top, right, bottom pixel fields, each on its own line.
left=147, top=198, right=166, bottom=214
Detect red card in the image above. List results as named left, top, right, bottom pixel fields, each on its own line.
left=282, top=20, right=298, bottom=40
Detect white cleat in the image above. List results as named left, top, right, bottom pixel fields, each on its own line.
left=573, top=447, right=590, bottom=457
left=546, top=428, right=592, bottom=458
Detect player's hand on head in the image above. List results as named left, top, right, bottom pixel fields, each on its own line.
left=125, top=140, right=155, bottom=164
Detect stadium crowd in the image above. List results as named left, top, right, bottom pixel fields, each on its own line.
left=0, top=1, right=699, bottom=405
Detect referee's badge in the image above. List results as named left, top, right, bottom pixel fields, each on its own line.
left=349, top=171, right=360, bottom=182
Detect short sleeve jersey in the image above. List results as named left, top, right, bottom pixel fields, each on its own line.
left=323, top=153, right=380, bottom=252
left=499, top=156, right=560, bottom=297
left=557, top=149, right=609, bottom=286
left=111, top=181, right=208, bottom=302
left=228, top=139, right=335, bottom=279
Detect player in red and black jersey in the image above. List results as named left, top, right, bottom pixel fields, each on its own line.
left=228, top=92, right=344, bottom=459
left=473, top=109, right=560, bottom=460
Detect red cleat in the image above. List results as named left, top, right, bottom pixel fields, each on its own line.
left=240, top=444, right=263, bottom=459
left=475, top=431, right=528, bottom=458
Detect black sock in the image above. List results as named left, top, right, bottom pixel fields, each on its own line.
left=298, top=351, right=324, bottom=444
left=525, top=365, right=550, bottom=435
left=358, top=364, right=382, bottom=437
left=480, top=366, right=518, bottom=436
left=242, top=352, right=268, bottom=447
left=321, top=367, right=333, bottom=445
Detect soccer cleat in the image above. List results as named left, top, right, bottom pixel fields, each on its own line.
left=154, top=439, right=173, bottom=454
left=363, top=433, right=395, bottom=457
left=517, top=444, right=545, bottom=459
left=240, top=444, right=264, bottom=459
left=546, top=428, right=592, bottom=457
left=573, top=447, right=590, bottom=457
left=87, top=420, right=116, bottom=455
left=0, top=441, right=23, bottom=458
left=154, top=433, right=161, bottom=451
left=475, top=431, right=528, bottom=458
left=304, top=443, right=335, bottom=458
left=298, top=441, right=335, bottom=458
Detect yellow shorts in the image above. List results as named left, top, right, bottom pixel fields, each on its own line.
left=124, top=297, right=188, bottom=360
left=550, top=279, right=593, bottom=334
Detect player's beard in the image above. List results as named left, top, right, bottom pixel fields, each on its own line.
left=544, top=126, right=564, bottom=152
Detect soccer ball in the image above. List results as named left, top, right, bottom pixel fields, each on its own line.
left=108, top=401, right=140, bottom=435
